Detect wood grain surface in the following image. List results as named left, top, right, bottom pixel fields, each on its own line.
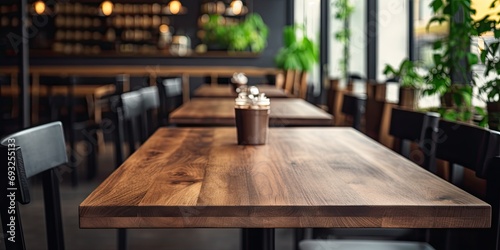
left=193, top=85, right=289, bottom=98
left=169, top=98, right=333, bottom=126
left=80, top=127, right=490, bottom=229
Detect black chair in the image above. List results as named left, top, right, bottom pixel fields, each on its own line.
left=46, top=76, right=106, bottom=184
left=299, top=121, right=500, bottom=250
left=110, top=90, right=144, bottom=169
left=0, top=122, right=67, bottom=250
left=428, top=120, right=500, bottom=250
left=157, top=77, right=183, bottom=126
left=139, top=86, right=160, bottom=142
left=341, top=93, right=366, bottom=130
left=109, top=89, right=147, bottom=250
left=389, top=107, right=440, bottom=173
left=301, top=108, right=436, bottom=249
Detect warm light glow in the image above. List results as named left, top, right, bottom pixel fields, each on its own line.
left=100, top=1, right=113, bottom=16
left=168, top=0, right=181, bottom=15
left=34, top=1, right=46, bottom=15
left=159, top=24, right=169, bottom=33
left=230, top=0, right=243, bottom=15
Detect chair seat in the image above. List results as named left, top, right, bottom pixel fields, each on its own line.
left=299, top=239, right=435, bottom=250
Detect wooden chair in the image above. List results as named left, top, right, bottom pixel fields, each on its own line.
left=326, top=79, right=346, bottom=126
left=281, top=69, right=309, bottom=99
left=0, top=122, right=68, bottom=250
left=364, top=82, right=390, bottom=142
left=389, top=107, right=440, bottom=172
left=157, top=77, right=183, bottom=126
left=341, top=93, right=366, bottom=130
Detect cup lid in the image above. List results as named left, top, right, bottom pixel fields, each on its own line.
left=235, top=86, right=269, bottom=107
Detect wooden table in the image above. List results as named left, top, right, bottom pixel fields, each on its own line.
left=169, top=98, right=333, bottom=126
left=80, top=127, right=490, bottom=250
left=193, top=84, right=289, bottom=98
left=1, top=65, right=281, bottom=124
left=0, top=65, right=281, bottom=103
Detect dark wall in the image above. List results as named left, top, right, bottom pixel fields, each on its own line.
left=1, top=0, right=287, bottom=68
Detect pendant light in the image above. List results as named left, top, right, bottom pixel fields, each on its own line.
left=165, top=0, right=187, bottom=15
left=100, top=1, right=114, bottom=16
left=33, top=0, right=46, bottom=15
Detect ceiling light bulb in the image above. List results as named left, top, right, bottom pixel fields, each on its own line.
left=100, top=1, right=113, bottom=16
left=169, top=0, right=181, bottom=15
left=34, top=1, right=46, bottom=15
left=231, top=0, right=243, bottom=15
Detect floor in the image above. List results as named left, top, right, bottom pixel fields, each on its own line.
left=5, top=143, right=296, bottom=250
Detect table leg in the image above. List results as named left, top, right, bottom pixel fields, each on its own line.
left=182, top=74, right=190, bottom=103
left=241, top=228, right=274, bottom=250
left=118, top=228, right=127, bottom=250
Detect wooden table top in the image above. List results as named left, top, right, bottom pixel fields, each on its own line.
left=169, top=98, right=333, bottom=126
left=79, top=127, right=490, bottom=229
left=193, top=85, right=289, bottom=98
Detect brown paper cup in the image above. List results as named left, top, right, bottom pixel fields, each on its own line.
left=235, top=108, right=270, bottom=145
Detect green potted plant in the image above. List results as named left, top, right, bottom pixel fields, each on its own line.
left=480, top=37, right=500, bottom=130
left=201, top=13, right=269, bottom=53
left=274, top=25, right=319, bottom=98
left=227, top=13, right=269, bottom=53
left=201, top=14, right=230, bottom=51
left=383, top=59, right=425, bottom=110
left=423, top=0, right=495, bottom=123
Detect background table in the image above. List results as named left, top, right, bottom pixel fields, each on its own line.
left=0, top=65, right=281, bottom=123
left=80, top=127, right=490, bottom=250
left=169, top=98, right=333, bottom=126
left=193, top=84, right=289, bottom=98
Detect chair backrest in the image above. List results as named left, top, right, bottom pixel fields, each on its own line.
left=364, top=99, right=386, bottom=140
left=389, top=107, right=440, bottom=172
left=365, top=81, right=386, bottom=101
left=341, top=93, right=366, bottom=130
left=434, top=120, right=496, bottom=179
left=139, top=86, right=160, bottom=141
left=109, top=91, right=143, bottom=167
left=429, top=120, right=500, bottom=249
left=119, top=91, right=143, bottom=120
left=0, top=122, right=67, bottom=250
left=140, top=86, right=160, bottom=111
left=326, top=79, right=345, bottom=125
left=157, top=77, right=183, bottom=126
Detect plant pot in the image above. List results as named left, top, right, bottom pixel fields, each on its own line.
left=487, top=101, right=500, bottom=131
left=442, top=92, right=454, bottom=108
left=398, top=87, right=420, bottom=110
